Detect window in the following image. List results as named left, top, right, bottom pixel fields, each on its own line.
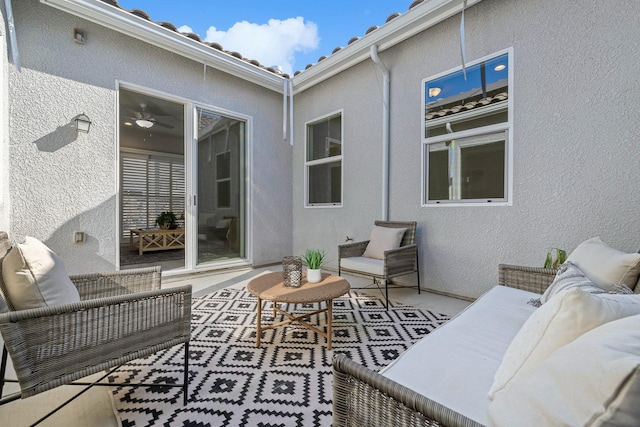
left=121, top=152, right=185, bottom=238
left=422, top=50, right=512, bottom=205
left=305, top=111, right=342, bottom=206
left=216, top=151, right=231, bottom=208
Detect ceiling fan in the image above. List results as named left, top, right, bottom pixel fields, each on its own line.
left=127, top=103, right=174, bottom=129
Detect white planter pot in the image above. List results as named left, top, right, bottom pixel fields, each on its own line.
left=306, top=269, right=322, bottom=283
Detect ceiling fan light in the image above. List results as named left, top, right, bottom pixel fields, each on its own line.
left=135, top=119, right=154, bottom=129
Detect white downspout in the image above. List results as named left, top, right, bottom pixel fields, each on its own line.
left=282, top=78, right=288, bottom=141
left=4, top=0, right=21, bottom=71
left=370, top=45, right=389, bottom=221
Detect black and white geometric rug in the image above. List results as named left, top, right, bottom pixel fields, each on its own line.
left=110, top=287, right=449, bottom=426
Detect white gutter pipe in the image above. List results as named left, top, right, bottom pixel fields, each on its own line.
left=370, top=45, right=389, bottom=221
left=4, top=0, right=20, bottom=71
left=282, top=78, right=288, bottom=140
left=289, top=79, right=294, bottom=146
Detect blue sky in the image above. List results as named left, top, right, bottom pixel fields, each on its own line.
left=116, top=0, right=411, bottom=75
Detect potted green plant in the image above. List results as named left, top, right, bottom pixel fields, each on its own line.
left=543, top=247, right=567, bottom=269
left=302, top=249, right=326, bottom=283
left=156, top=211, right=178, bottom=229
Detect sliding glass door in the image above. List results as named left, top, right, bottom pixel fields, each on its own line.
left=119, top=87, right=248, bottom=271
left=195, top=107, right=246, bottom=265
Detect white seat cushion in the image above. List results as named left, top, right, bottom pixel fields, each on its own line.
left=489, top=288, right=640, bottom=400
left=380, top=286, right=538, bottom=425
left=488, top=314, right=640, bottom=427
left=340, top=256, right=384, bottom=276
left=1, top=236, right=80, bottom=310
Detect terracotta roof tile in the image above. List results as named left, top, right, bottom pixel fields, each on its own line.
left=158, top=22, right=178, bottom=32
left=99, top=0, right=414, bottom=78
left=425, top=92, right=509, bottom=120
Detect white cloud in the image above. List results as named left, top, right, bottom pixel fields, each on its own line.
left=177, top=25, right=193, bottom=34
left=203, top=17, right=319, bottom=75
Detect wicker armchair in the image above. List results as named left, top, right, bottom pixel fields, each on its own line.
left=338, top=221, right=420, bottom=309
left=332, top=263, right=558, bottom=427
left=0, top=232, right=191, bottom=423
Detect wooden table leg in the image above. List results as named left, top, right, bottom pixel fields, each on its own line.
left=256, top=297, right=262, bottom=347
left=327, top=299, right=333, bottom=350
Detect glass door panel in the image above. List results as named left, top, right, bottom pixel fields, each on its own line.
left=119, top=88, right=185, bottom=272
left=196, top=107, right=246, bottom=265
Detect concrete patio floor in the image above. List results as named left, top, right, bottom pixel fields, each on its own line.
left=0, top=266, right=471, bottom=427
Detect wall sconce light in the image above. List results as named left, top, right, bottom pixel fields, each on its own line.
left=74, top=29, right=86, bottom=45
left=75, top=113, right=92, bottom=133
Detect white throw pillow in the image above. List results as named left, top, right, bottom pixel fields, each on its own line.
left=1, top=236, right=80, bottom=310
left=567, top=236, right=640, bottom=291
left=488, top=314, right=640, bottom=427
left=488, top=287, right=640, bottom=400
left=362, top=226, right=407, bottom=260
left=539, top=261, right=606, bottom=305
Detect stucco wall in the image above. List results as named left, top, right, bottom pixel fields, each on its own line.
left=7, top=0, right=292, bottom=274
left=293, top=0, right=640, bottom=299
left=0, top=5, right=8, bottom=233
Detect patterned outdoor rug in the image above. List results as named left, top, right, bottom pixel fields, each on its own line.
left=110, top=287, right=450, bottom=426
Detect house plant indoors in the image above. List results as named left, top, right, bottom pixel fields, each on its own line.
left=302, top=249, right=326, bottom=283
left=155, top=211, right=178, bottom=229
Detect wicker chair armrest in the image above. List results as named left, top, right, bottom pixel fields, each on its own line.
left=384, top=244, right=418, bottom=277
left=0, top=285, right=191, bottom=398
left=338, top=241, right=369, bottom=260
left=70, top=266, right=162, bottom=300
left=333, top=354, right=482, bottom=427
left=498, top=264, right=557, bottom=294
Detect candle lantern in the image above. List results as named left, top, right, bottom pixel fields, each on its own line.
left=282, top=256, right=303, bottom=287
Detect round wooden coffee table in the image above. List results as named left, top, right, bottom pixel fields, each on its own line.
left=247, top=271, right=350, bottom=350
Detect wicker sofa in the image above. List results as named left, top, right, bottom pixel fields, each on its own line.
left=333, top=261, right=640, bottom=427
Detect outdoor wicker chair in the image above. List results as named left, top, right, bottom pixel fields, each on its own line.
left=338, top=220, right=420, bottom=309
left=0, top=232, right=192, bottom=425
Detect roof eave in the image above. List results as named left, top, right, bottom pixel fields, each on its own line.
left=292, top=0, right=483, bottom=94
left=40, top=0, right=286, bottom=93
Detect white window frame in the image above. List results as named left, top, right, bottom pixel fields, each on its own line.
left=421, top=48, right=514, bottom=207
left=304, top=109, right=343, bottom=208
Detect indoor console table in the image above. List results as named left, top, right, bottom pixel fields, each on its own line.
left=247, top=271, right=350, bottom=350
left=129, top=228, right=185, bottom=255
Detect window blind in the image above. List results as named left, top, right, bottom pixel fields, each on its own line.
left=121, top=153, right=185, bottom=239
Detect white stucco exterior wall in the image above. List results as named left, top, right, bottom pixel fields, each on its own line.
left=0, top=4, right=9, bottom=233
left=293, top=0, right=640, bottom=299
left=6, top=0, right=292, bottom=274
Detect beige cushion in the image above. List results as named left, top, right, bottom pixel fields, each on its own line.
left=489, top=288, right=640, bottom=400
left=488, top=314, right=640, bottom=427
left=362, top=226, right=407, bottom=260
left=2, top=236, right=80, bottom=310
left=567, top=236, right=640, bottom=291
